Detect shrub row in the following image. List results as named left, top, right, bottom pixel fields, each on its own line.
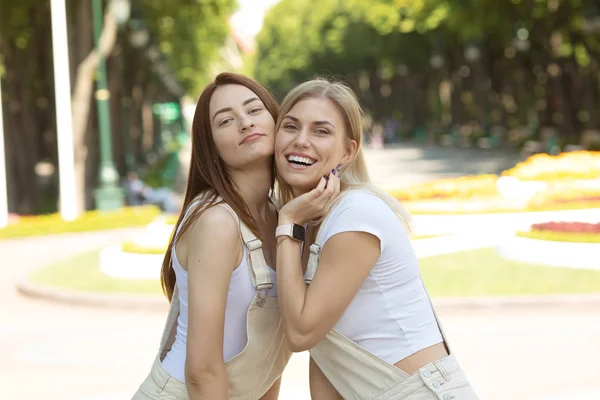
left=0, top=206, right=161, bottom=239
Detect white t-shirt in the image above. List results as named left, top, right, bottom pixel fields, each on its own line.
left=317, top=190, right=443, bottom=365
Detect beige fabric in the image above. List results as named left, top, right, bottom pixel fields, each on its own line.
left=133, top=201, right=291, bottom=400
left=304, top=208, right=478, bottom=400
left=133, top=356, right=188, bottom=400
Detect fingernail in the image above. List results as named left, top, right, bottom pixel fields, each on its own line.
left=331, top=169, right=336, bottom=175
left=336, top=164, right=341, bottom=170
left=323, top=175, right=329, bottom=180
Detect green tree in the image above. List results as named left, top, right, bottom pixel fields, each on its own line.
left=141, top=0, right=237, bottom=95
left=0, top=0, right=238, bottom=214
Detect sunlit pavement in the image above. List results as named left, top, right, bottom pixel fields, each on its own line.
left=3, top=145, right=600, bottom=399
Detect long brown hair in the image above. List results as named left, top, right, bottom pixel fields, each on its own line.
left=160, top=72, right=279, bottom=301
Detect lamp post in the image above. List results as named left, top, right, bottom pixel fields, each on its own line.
left=50, top=0, right=78, bottom=221
left=92, top=0, right=129, bottom=210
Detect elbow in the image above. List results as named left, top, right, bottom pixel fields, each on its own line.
left=285, top=331, right=318, bottom=353
left=185, top=361, right=227, bottom=390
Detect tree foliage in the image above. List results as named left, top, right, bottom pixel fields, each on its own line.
left=140, top=0, right=237, bottom=95
left=255, top=0, right=600, bottom=147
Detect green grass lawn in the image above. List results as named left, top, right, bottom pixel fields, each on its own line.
left=30, top=250, right=163, bottom=296
left=421, top=247, right=600, bottom=297
left=30, top=247, right=600, bottom=297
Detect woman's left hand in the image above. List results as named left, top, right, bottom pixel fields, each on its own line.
left=279, top=169, right=341, bottom=225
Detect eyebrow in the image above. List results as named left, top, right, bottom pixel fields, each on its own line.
left=283, top=115, right=335, bottom=128
left=212, top=97, right=261, bottom=122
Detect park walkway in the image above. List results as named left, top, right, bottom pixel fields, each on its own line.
left=2, top=144, right=600, bottom=399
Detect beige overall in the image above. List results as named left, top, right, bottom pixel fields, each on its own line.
left=133, top=203, right=291, bottom=400
left=304, top=221, right=479, bottom=400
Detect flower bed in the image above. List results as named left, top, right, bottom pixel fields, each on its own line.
left=122, top=241, right=167, bottom=255
left=0, top=206, right=162, bottom=239
left=516, top=222, right=600, bottom=243
left=388, top=175, right=499, bottom=201
left=517, top=230, right=600, bottom=243
left=530, top=221, right=600, bottom=233
left=388, top=151, right=600, bottom=213
left=527, top=185, right=600, bottom=208
left=498, top=221, right=600, bottom=269
left=502, top=151, right=600, bottom=181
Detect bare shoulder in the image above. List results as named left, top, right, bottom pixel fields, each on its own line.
left=187, top=204, right=239, bottom=244
left=177, top=204, right=242, bottom=271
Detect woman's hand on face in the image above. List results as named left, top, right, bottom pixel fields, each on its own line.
left=279, top=169, right=341, bottom=225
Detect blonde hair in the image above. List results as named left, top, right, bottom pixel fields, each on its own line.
left=275, top=78, right=413, bottom=233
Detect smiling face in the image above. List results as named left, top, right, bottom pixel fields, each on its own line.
left=209, top=84, right=276, bottom=169
left=275, top=96, right=356, bottom=195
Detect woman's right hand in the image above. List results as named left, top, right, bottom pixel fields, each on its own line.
left=278, top=169, right=341, bottom=225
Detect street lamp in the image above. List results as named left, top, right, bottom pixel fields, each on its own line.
left=91, top=0, right=130, bottom=210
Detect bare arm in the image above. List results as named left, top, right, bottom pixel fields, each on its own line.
left=309, top=357, right=343, bottom=400
left=276, top=229, right=380, bottom=351
left=258, top=378, right=282, bottom=400
left=183, top=206, right=242, bottom=399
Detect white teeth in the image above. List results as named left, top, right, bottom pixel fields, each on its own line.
left=287, top=155, right=315, bottom=165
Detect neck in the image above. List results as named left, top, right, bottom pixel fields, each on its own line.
left=229, top=158, right=273, bottom=220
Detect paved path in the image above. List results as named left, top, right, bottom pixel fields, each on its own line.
left=2, top=145, right=600, bottom=399
left=363, top=143, right=525, bottom=188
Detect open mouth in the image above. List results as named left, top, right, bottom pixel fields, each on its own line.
left=286, top=154, right=316, bottom=168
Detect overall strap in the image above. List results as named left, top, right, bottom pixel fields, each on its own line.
left=159, top=285, right=181, bottom=359
left=422, top=283, right=453, bottom=355
left=219, top=203, right=274, bottom=294
left=304, top=203, right=338, bottom=285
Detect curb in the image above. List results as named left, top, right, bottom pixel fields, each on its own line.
left=16, top=278, right=169, bottom=312
left=16, top=277, right=600, bottom=312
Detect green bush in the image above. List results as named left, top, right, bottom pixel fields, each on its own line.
left=0, top=206, right=161, bottom=239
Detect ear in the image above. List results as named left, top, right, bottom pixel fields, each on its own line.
left=340, top=139, right=358, bottom=165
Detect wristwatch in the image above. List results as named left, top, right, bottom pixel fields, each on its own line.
left=276, top=223, right=305, bottom=242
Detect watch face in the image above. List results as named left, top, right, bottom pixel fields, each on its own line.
left=292, top=224, right=306, bottom=242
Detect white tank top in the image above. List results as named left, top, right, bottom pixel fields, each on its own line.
left=161, top=200, right=277, bottom=382
left=317, top=190, right=443, bottom=365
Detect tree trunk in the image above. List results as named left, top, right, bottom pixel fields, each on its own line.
left=69, top=4, right=119, bottom=212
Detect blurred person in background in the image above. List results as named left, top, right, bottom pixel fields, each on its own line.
left=124, top=171, right=180, bottom=214
left=273, top=79, right=479, bottom=399
left=133, top=73, right=292, bottom=400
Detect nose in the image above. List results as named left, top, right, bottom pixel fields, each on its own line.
left=239, top=115, right=254, bottom=132
left=293, top=128, right=311, bottom=148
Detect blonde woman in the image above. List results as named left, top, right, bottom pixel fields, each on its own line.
left=133, top=73, right=291, bottom=400
left=273, top=79, right=478, bottom=399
